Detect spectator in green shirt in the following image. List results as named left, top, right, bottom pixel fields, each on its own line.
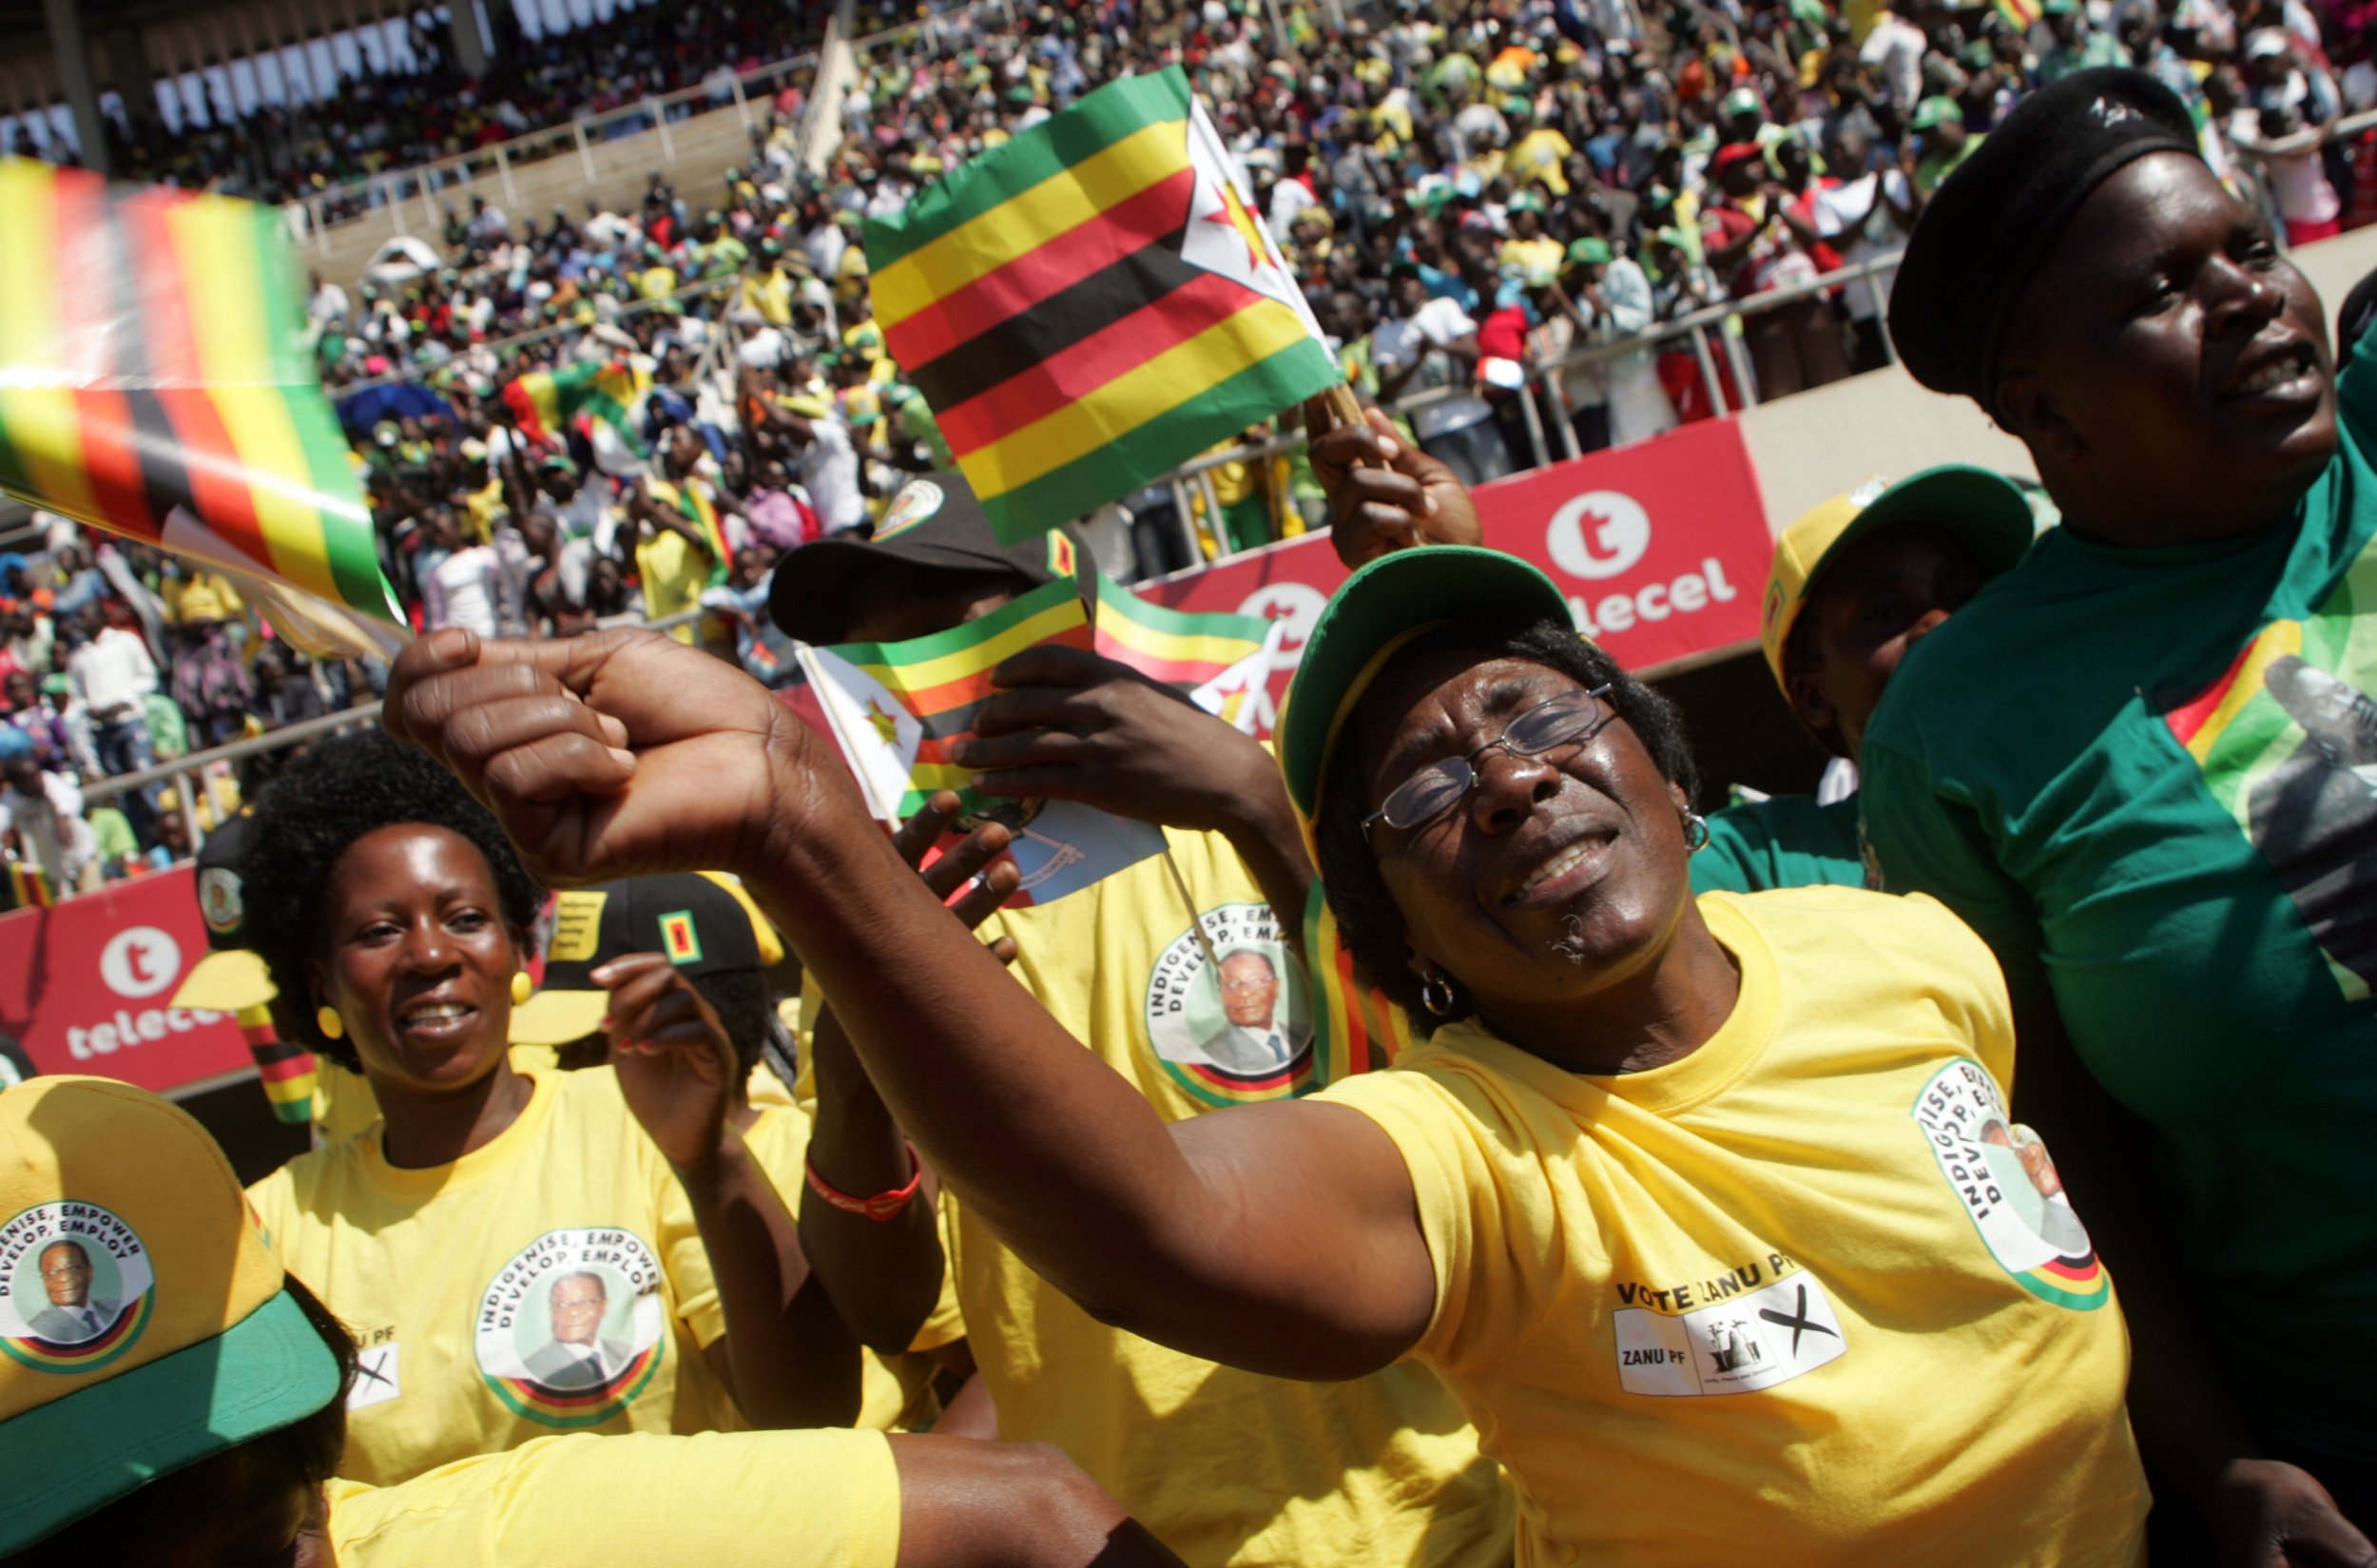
left=1876, top=68, right=2377, bottom=1550
left=1690, top=466, right=2035, bottom=895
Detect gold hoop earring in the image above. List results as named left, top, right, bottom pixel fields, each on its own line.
left=512, top=971, right=532, bottom=1006
left=315, top=1005, right=344, bottom=1041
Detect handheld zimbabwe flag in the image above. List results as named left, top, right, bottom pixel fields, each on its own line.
left=867, top=68, right=1342, bottom=545
left=502, top=358, right=652, bottom=455
left=0, top=158, right=401, bottom=625
left=788, top=572, right=1278, bottom=904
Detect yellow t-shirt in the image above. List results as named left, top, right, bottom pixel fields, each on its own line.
left=942, top=824, right=1512, bottom=1568
left=250, top=1068, right=733, bottom=1486
left=635, top=528, right=709, bottom=646
left=731, top=1103, right=956, bottom=1433
left=1506, top=128, right=1575, bottom=195
left=1319, top=889, right=2148, bottom=1568
left=742, top=270, right=795, bottom=326
left=325, top=1429, right=899, bottom=1568
left=310, top=1049, right=560, bottom=1148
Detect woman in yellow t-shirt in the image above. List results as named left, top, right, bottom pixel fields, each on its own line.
left=241, top=729, right=856, bottom=1486
left=383, top=532, right=2153, bottom=1558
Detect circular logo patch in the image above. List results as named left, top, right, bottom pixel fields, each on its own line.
left=1144, top=903, right=1314, bottom=1106
left=474, top=1229, right=667, bottom=1426
left=198, top=866, right=245, bottom=937
left=0, top=1202, right=157, bottom=1373
left=1911, top=1060, right=2108, bottom=1310
left=873, top=478, right=945, bottom=541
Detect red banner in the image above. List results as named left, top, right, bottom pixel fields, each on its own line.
left=1137, top=418, right=1770, bottom=738
left=0, top=866, right=254, bottom=1095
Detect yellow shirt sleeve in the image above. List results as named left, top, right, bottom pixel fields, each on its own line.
left=325, top=1429, right=900, bottom=1568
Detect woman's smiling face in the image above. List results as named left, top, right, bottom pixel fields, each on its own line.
left=315, top=823, right=523, bottom=1096
left=1350, top=648, right=1696, bottom=1021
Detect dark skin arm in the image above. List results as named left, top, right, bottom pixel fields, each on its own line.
left=383, top=629, right=1437, bottom=1382
left=2012, top=1002, right=2375, bottom=1568
left=802, top=797, right=1021, bottom=1354
left=595, top=952, right=863, bottom=1429
left=953, top=647, right=1314, bottom=946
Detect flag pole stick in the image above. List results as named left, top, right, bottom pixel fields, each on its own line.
left=1161, top=846, right=1226, bottom=973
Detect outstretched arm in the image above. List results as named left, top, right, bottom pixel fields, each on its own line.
left=384, top=629, right=1437, bottom=1381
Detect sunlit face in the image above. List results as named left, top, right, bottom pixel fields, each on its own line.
left=1219, top=952, right=1281, bottom=1028
left=1351, top=650, right=1693, bottom=1022
left=316, top=824, right=522, bottom=1097
left=2000, top=154, right=2335, bottom=542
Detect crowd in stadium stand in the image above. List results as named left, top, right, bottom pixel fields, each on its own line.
left=6, top=0, right=2377, bottom=898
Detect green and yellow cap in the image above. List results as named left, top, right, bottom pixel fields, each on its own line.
left=1757, top=464, right=2035, bottom=693
left=1277, top=546, right=1573, bottom=829
left=0, top=1077, right=344, bottom=1554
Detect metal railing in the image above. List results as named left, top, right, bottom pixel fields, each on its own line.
left=280, top=1, right=998, bottom=251
left=1152, top=250, right=1909, bottom=565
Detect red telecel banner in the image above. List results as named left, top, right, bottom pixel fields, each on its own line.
left=0, top=866, right=253, bottom=1095
left=1137, top=416, right=1770, bottom=739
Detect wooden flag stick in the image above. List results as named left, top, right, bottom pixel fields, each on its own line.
left=1161, top=846, right=1226, bottom=973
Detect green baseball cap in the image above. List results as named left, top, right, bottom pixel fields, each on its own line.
left=1277, top=546, right=1573, bottom=823
left=0, top=1077, right=344, bottom=1555
left=1722, top=86, right=1763, bottom=118
left=1569, top=237, right=1614, bottom=265
left=1912, top=95, right=1965, bottom=131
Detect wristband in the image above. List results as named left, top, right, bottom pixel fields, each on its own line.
left=804, top=1146, right=923, bottom=1222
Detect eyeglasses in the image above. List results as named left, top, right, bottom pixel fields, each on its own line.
left=1362, top=686, right=1614, bottom=842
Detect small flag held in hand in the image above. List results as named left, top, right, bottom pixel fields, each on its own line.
left=867, top=68, right=1342, bottom=544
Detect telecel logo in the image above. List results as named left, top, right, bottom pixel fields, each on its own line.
left=1542, top=489, right=1742, bottom=640
left=1547, top=491, right=1652, bottom=581
left=1235, top=582, right=1327, bottom=657
left=99, top=928, right=182, bottom=1000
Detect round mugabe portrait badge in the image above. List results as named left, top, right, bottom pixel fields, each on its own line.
left=473, top=1228, right=668, bottom=1427
left=1143, top=902, right=1315, bottom=1107
left=1911, top=1059, right=2110, bottom=1310
left=0, top=1202, right=158, bottom=1374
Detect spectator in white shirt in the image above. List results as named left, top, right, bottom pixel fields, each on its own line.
left=1370, top=264, right=1507, bottom=488
left=63, top=605, right=157, bottom=781
left=0, top=748, right=100, bottom=895
left=416, top=510, right=513, bottom=640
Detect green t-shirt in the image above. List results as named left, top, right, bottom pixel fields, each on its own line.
left=1861, top=329, right=2377, bottom=1463
left=1689, top=793, right=1866, bottom=895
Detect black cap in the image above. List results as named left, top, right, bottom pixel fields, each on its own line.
left=510, top=873, right=781, bottom=1045
left=1889, top=68, right=2199, bottom=404
left=767, top=470, right=1089, bottom=646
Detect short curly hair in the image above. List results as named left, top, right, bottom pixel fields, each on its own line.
left=1311, top=618, right=1699, bottom=1036
left=242, top=729, right=546, bottom=1072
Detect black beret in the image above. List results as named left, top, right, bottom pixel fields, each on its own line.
left=1888, top=68, right=2200, bottom=404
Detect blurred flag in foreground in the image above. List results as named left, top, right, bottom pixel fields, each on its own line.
left=0, top=158, right=401, bottom=626
left=867, top=67, right=1341, bottom=544
left=501, top=358, right=652, bottom=455
left=789, top=574, right=1274, bottom=904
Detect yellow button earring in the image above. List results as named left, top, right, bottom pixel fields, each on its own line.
left=512, top=972, right=532, bottom=1006
left=315, top=1005, right=344, bottom=1040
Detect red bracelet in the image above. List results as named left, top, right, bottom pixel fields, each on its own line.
left=804, top=1147, right=923, bottom=1222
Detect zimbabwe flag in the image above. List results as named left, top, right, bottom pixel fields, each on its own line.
left=788, top=572, right=1276, bottom=902
left=868, top=68, right=1341, bottom=545
left=0, top=158, right=400, bottom=626
left=502, top=358, right=650, bottom=455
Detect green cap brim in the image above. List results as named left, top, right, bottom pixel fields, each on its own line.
left=1809, top=464, right=2036, bottom=603
left=1278, top=546, right=1573, bottom=822
left=169, top=949, right=276, bottom=1013
left=0, top=1286, right=342, bottom=1554
left=509, top=989, right=612, bottom=1046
